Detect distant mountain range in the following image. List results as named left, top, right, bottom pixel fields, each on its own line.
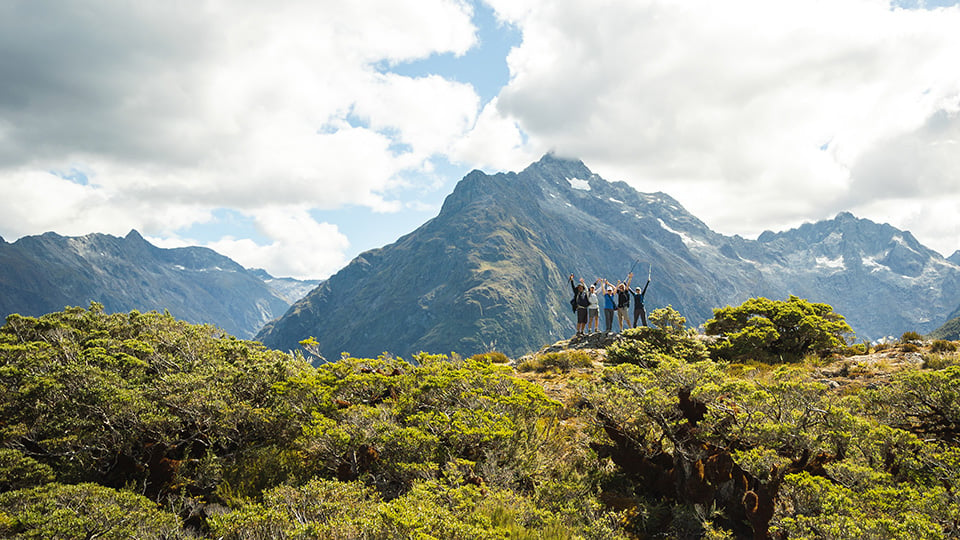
left=0, top=230, right=318, bottom=338
left=3, top=155, right=957, bottom=356
left=257, top=154, right=960, bottom=359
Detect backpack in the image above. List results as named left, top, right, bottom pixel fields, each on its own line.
left=570, top=297, right=577, bottom=312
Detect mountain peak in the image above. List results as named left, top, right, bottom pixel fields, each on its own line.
left=534, top=152, right=583, bottom=166
left=125, top=229, right=146, bottom=242
left=523, top=153, right=593, bottom=181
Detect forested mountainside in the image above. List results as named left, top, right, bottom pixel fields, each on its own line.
left=930, top=303, right=960, bottom=340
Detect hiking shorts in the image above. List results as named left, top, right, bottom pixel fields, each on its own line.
left=576, top=307, right=588, bottom=324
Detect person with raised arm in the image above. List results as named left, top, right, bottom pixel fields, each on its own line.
left=616, top=272, right=633, bottom=332
left=568, top=274, right=590, bottom=336
left=600, top=278, right=619, bottom=333
left=630, top=274, right=652, bottom=327
left=587, top=280, right=601, bottom=333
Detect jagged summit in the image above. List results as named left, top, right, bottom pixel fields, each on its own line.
left=125, top=229, right=146, bottom=241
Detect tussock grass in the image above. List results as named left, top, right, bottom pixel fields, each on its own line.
left=516, top=350, right=595, bottom=373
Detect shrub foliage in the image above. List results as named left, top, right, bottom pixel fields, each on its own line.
left=606, top=305, right=709, bottom=366
left=2, top=303, right=959, bottom=538
left=705, top=295, right=853, bottom=362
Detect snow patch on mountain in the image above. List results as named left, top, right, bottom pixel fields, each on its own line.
left=658, top=218, right=707, bottom=248
left=567, top=177, right=590, bottom=191
left=815, top=256, right=845, bottom=270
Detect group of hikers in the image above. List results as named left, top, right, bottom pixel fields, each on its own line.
left=568, top=271, right=650, bottom=337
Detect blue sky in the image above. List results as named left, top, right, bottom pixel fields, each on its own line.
left=305, top=1, right=523, bottom=256
left=2, top=0, right=959, bottom=278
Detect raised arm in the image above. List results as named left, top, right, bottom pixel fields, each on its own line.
left=625, top=272, right=634, bottom=288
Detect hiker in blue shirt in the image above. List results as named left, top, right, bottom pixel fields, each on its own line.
left=600, top=280, right=619, bottom=333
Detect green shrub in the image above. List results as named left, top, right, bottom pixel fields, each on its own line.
left=705, top=296, right=852, bottom=363
left=0, top=449, right=55, bottom=492
left=586, top=356, right=960, bottom=539
left=773, top=472, right=949, bottom=539
left=922, top=352, right=960, bottom=370
left=900, top=342, right=921, bottom=353
left=607, top=306, right=708, bottom=365
left=211, top=478, right=593, bottom=540
left=0, top=303, right=312, bottom=500
left=844, top=342, right=869, bottom=356
left=285, top=352, right=564, bottom=497
left=723, top=360, right=774, bottom=378
left=471, top=351, right=511, bottom=364
left=900, top=331, right=923, bottom=343
left=0, top=483, right=184, bottom=539
left=930, top=340, right=957, bottom=353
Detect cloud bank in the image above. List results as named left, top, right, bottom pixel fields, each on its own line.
left=2, top=0, right=959, bottom=280
left=484, top=0, right=960, bottom=253
left=0, top=0, right=481, bottom=278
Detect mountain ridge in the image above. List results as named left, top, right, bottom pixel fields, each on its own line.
left=0, top=230, right=312, bottom=338
left=257, top=154, right=960, bottom=359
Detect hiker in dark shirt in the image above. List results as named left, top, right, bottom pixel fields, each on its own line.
left=569, top=274, right=589, bottom=336
left=616, top=272, right=633, bottom=331
left=630, top=277, right=651, bottom=327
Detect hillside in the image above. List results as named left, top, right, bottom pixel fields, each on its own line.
left=3, top=305, right=960, bottom=539
left=930, top=304, right=960, bottom=340
left=258, top=154, right=960, bottom=359
left=0, top=230, right=307, bottom=338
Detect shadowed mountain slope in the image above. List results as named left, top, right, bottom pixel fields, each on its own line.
left=0, top=230, right=300, bottom=338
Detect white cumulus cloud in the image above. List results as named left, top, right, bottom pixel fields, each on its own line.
left=477, top=0, right=960, bottom=254
left=0, top=0, right=482, bottom=276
